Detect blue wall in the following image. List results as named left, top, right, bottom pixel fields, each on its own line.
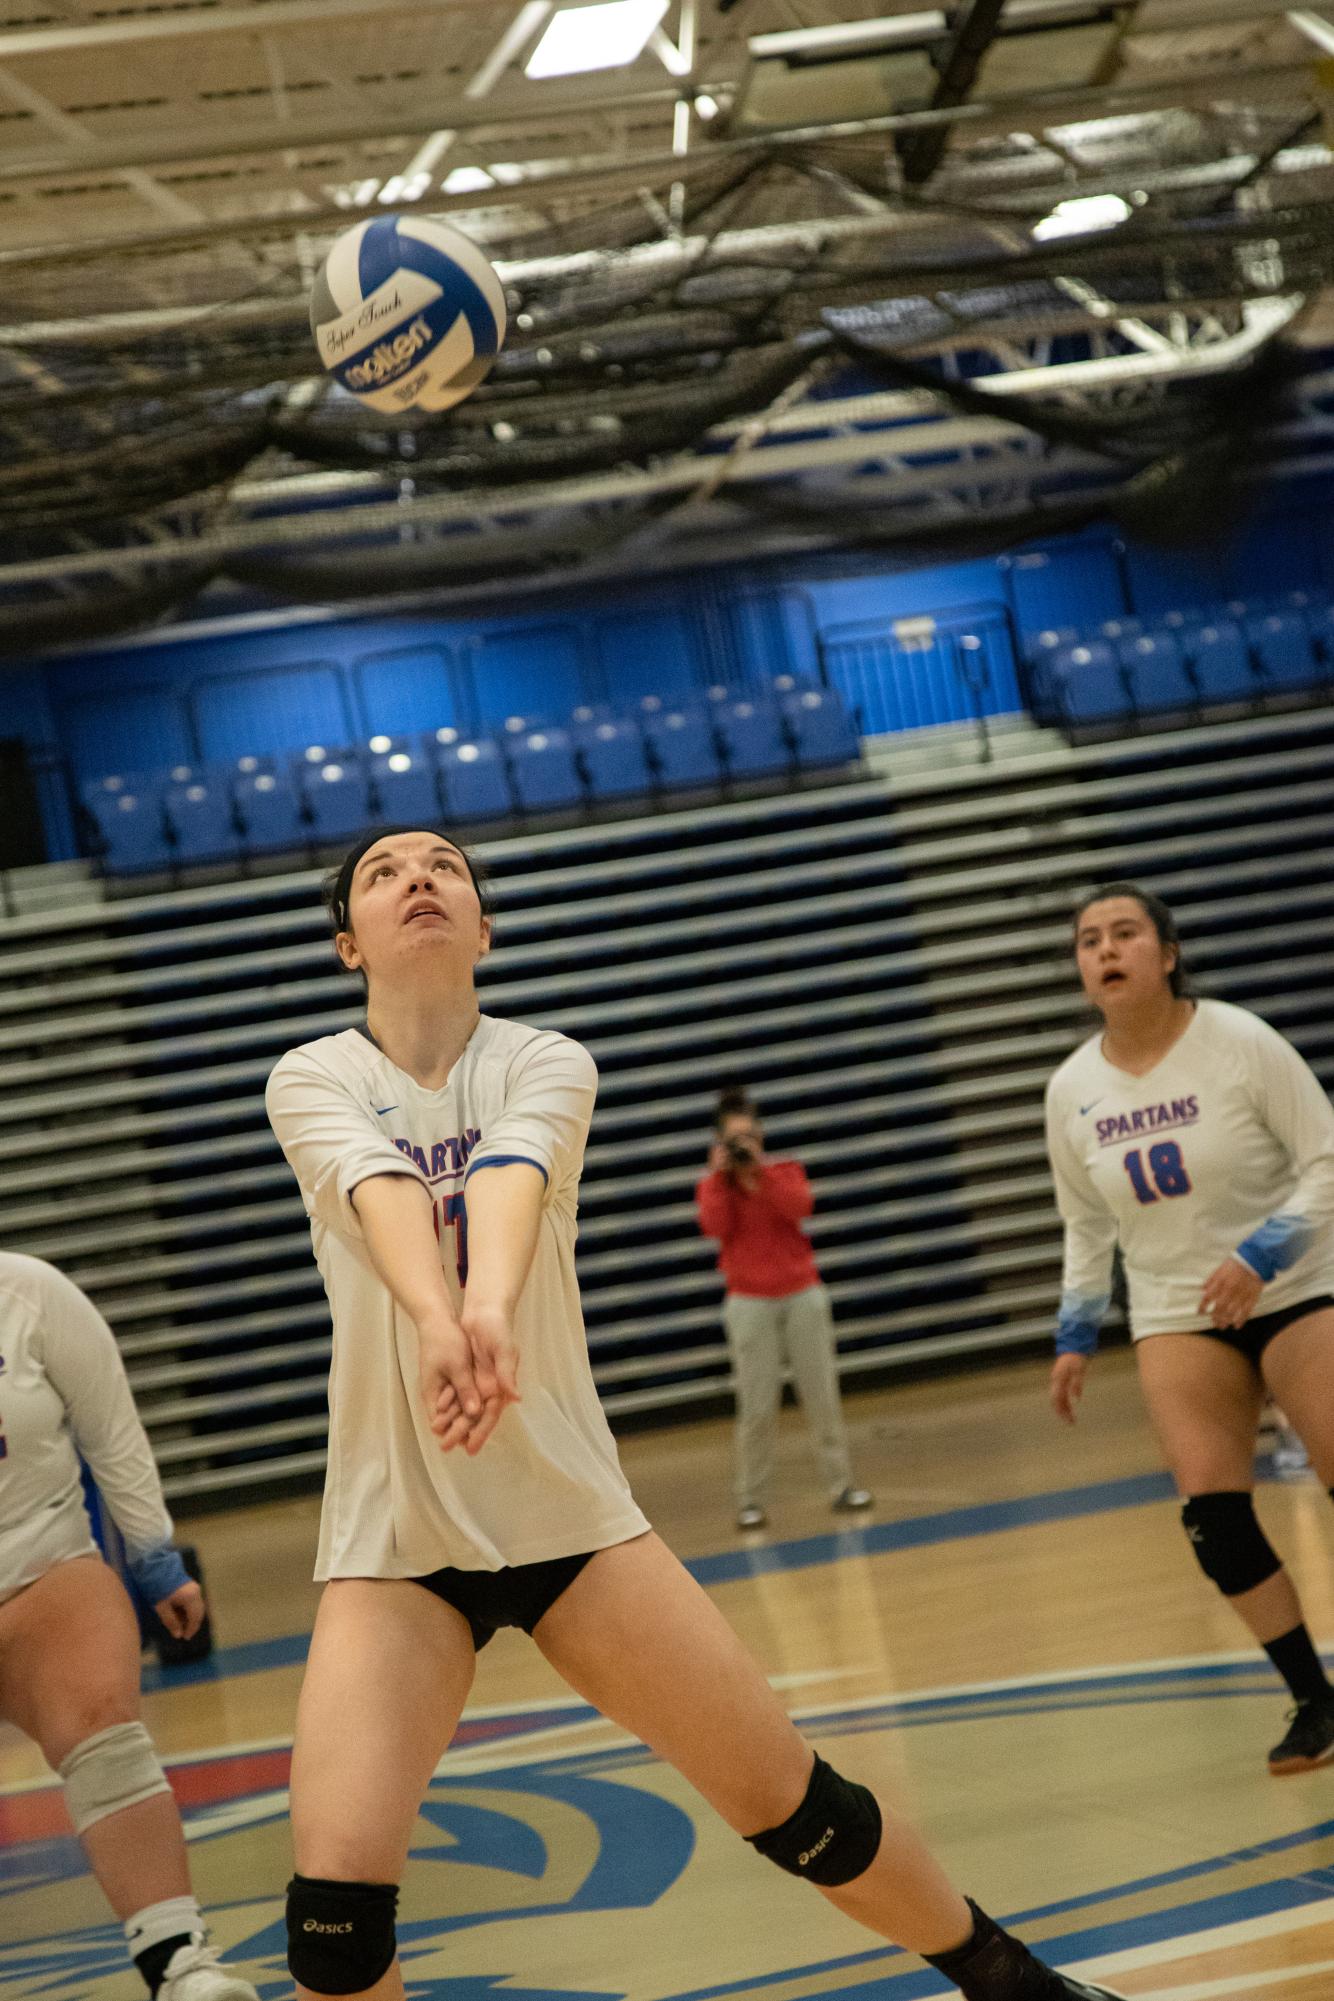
left=10, top=484, right=1334, bottom=862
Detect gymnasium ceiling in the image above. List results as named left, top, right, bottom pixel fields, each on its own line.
left=3, top=0, right=1334, bottom=635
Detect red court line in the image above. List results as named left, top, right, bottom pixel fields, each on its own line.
left=0, top=1708, right=579, bottom=1850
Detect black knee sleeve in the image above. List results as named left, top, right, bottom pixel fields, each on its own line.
left=286, top=1874, right=398, bottom=1995
left=747, top=1754, right=882, bottom=1887
left=1182, top=1491, right=1282, bottom=1597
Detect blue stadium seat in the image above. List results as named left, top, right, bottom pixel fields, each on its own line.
left=1247, top=612, right=1318, bottom=691
left=769, top=671, right=822, bottom=698
left=82, top=776, right=167, bottom=873
left=508, top=727, right=586, bottom=812
left=1051, top=642, right=1130, bottom=725
left=498, top=711, right=550, bottom=741
left=641, top=703, right=724, bottom=789
left=715, top=696, right=791, bottom=779
left=164, top=773, right=241, bottom=863
left=1182, top=621, right=1254, bottom=701
left=572, top=716, right=650, bottom=801
left=781, top=686, right=860, bottom=768
left=1119, top=632, right=1195, bottom=713
left=437, top=735, right=513, bottom=822
left=298, top=751, right=372, bottom=842
left=1026, top=627, right=1079, bottom=661
left=368, top=745, right=441, bottom=825
left=235, top=764, right=307, bottom=853
left=1307, top=602, right=1334, bottom=670
left=1275, top=589, right=1321, bottom=617
left=1096, top=616, right=1142, bottom=643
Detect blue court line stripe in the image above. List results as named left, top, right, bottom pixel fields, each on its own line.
left=145, top=1466, right=1266, bottom=1690
left=660, top=1815, right=1334, bottom=2001
left=689, top=1467, right=1216, bottom=1584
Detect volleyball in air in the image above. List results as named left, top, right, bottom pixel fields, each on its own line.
left=309, top=214, right=507, bottom=416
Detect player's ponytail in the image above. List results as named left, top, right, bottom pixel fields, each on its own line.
left=1073, top=881, right=1192, bottom=996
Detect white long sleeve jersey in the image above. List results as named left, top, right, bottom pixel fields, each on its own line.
left=1045, top=1000, right=1334, bottom=1349
left=0, top=1252, right=184, bottom=1602
left=266, top=1015, right=648, bottom=1580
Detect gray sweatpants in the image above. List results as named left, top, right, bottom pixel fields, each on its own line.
left=722, top=1283, right=854, bottom=1507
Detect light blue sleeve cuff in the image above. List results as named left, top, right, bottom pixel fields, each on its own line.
left=1234, top=1212, right=1313, bottom=1284
left=127, top=1543, right=190, bottom=1605
left=1054, top=1290, right=1111, bottom=1357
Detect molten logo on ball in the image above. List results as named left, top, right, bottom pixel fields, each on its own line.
left=310, top=215, right=507, bottom=416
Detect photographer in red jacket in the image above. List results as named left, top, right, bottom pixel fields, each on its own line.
left=696, top=1087, right=872, bottom=1531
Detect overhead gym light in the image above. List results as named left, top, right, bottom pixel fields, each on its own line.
left=1031, top=192, right=1132, bottom=240
left=525, top=0, right=670, bottom=79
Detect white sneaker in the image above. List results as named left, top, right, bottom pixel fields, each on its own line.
left=160, top=1942, right=261, bottom=2001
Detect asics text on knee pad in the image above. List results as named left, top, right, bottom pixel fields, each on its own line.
left=286, top=1874, right=398, bottom=1995
left=1182, top=1491, right=1282, bottom=1597
left=746, top=1755, right=882, bottom=1886
left=57, top=1722, right=170, bottom=1836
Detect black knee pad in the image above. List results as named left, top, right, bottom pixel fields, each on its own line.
left=1182, top=1491, right=1282, bottom=1598
left=286, top=1874, right=398, bottom=1995
left=747, top=1754, right=882, bottom=1887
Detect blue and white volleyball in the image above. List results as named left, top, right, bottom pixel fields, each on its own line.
left=309, top=214, right=507, bottom=416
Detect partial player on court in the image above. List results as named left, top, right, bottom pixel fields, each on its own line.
left=1046, top=881, right=1334, bottom=1771
left=264, top=821, right=1123, bottom=2001
left=0, top=1250, right=259, bottom=2001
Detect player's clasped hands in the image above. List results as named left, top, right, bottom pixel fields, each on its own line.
left=420, top=1305, right=521, bottom=1455
left=1197, top=1256, right=1264, bottom=1329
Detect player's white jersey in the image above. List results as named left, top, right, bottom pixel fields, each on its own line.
left=0, top=1252, right=179, bottom=1601
left=1045, top=999, right=1334, bottom=1347
left=266, top=1015, right=648, bottom=1579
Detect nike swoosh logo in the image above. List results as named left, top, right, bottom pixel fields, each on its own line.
left=1080, top=1100, right=1103, bottom=1115
left=373, top=1104, right=398, bottom=1116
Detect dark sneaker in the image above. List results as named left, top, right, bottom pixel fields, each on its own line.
left=926, top=1900, right=1125, bottom=1999
left=1268, top=1693, right=1334, bottom=1774
left=735, top=1504, right=767, bottom=1531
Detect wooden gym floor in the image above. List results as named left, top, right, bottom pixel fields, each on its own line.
left=4, top=1348, right=1334, bottom=2000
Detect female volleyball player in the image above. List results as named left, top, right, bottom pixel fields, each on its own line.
left=0, top=1250, right=260, bottom=2000
left=1047, top=882, right=1334, bottom=1773
left=266, top=823, right=1123, bottom=2001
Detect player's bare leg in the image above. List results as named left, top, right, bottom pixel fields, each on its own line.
left=1139, top=1330, right=1334, bottom=1770
left=1262, top=1308, right=1334, bottom=1482
left=535, top=1532, right=1123, bottom=1997
left=0, top=1557, right=192, bottom=1913
left=289, top=1578, right=477, bottom=2001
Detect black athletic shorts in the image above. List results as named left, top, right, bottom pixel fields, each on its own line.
left=410, top=1549, right=595, bottom=1651
left=1197, top=1293, right=1334, bottom=1369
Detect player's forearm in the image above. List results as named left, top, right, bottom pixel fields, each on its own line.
left=463, top=1161, right=546, bottom=1315
left=351, top=1172, right=459, bottom=1332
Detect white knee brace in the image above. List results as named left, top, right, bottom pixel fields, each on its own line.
left=58, top=1722, right=171, bottom=1835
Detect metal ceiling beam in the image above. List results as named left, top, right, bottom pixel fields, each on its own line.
left=0, top=78, right=686, bottom=184
left=0, top=48, right=1316, bottom=188
left=896, top=0, right=1009, bottom=187
left=0, top=0, right=539, bottom=59
left=966, top=294, right=1305, bottom=390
